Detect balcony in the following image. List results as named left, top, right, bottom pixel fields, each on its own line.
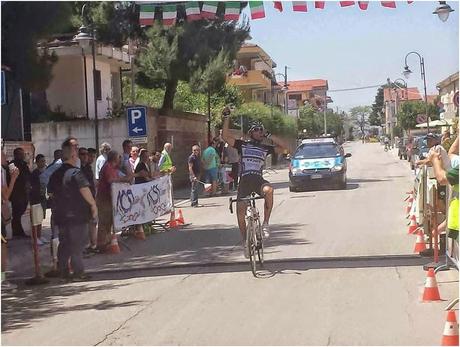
left=227, top=70, right=272, bottom=90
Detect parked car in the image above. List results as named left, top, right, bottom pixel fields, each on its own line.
left=288, top=137, right=351, bottom=191
left=408, top=134, right=441, bottom=170
left=398, top=137, right=409, bottom=160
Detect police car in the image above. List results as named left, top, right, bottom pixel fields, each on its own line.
left=288, top=137, right=351, bottom=191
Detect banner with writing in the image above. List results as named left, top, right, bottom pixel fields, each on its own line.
left=111, top=175, right=173, bottom=230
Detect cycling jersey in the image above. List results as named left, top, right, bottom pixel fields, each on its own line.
left=234, top=139, right=275, bottom=178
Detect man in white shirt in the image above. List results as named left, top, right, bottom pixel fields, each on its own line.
left=95, top=142, right=111, bottom=182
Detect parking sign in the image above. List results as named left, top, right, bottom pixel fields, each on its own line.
left=127, top=106, right=147, bottom=138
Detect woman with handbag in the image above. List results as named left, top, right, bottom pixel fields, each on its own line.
left=1, top=145, right=19, bottom=290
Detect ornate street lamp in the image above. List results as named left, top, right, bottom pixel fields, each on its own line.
left=403, top=51, right=429, bottom=133
left=433, top=1, right=455, bottom=22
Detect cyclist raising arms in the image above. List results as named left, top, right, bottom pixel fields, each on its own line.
left=221, top=111, right=278, bottom=256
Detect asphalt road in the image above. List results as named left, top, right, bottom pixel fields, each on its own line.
left=2, top=141, right=458, bottom=346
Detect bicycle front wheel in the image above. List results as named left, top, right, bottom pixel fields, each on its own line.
left=247, top=219, right=257, bottom=277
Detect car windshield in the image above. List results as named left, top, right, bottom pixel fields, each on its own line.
left=294, top=144, right=340, bottom=159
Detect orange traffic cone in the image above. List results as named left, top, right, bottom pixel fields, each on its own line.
left=168, top=210, right=179, bottom=228
left=441, top=310, right=459, bottom=346
left=108, top=234, right=121, bottom=254
left=408, top=215, right=418, bottom=234
left=422, top=268, right=441, bottom=302
left=405, top=197, right=413, bottom=215
left=177, top=209, right=185, bottom=225
left=135, top=229, right=146, bottom=240
left=414, top=230, right=427, bottom=253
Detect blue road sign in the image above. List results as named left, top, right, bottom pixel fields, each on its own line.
left=127, top=106, right=147, bottom=137
left=1, top=71, right=6, bottom=106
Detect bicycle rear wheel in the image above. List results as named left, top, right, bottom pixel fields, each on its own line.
left=255, top=219, right=264, bottom=265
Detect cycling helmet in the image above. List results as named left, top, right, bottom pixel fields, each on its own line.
left=248, top=120, right=265, bottom=133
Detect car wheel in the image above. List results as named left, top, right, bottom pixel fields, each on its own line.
left=289, top=186, right=296, bottom=192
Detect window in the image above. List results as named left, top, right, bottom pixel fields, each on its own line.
left=94, top=70, right=102, bottom=101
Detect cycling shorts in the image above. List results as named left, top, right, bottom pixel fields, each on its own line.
left=237, top=174, right=270, bottom=199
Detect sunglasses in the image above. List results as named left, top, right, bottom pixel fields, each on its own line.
left=252, top=127, right=264, bottom=132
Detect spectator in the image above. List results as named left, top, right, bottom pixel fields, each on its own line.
left=48, top=136, right=97, bottom=281
left=95, top=142, right=111, bottom=182
left=149, top=150, right=161, bottom=179
left=87, top=148, right=97, bottom=169
left=202, top=138, right=220, bottom=196
left=79, top=147, right=98, bottom=254
left=133, top=149, right=151, bottom=239
left=159, top=143, right=176, bottom=175
left=120, top=139, right=134, bottom=177
left=1, top=144, right=19, bottom=290
left=188, top=145, right=202, bottom=207
left=129, top=146, right=139, bottom=172
left=224, top=142, right=240, bottom=191
left=96, top=150, right=133, bottom=251
left=30, top=154, right=48, bottom=245
left=9, top=147, right=31, bottom=238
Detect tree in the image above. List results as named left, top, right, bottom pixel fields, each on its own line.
left=1, top=2, right=74, bottom=91
left=369, top=87, right=385, bottom=126
left=135, top=8, right=250, bottom=112
left=349, top=106, right=372, bottom=136
left=297, top=104, right=344, bottom=138
left=397, top=100, right=438, bottom=131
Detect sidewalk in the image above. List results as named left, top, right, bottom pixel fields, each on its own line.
left=6, top=184, right=197, bottom=280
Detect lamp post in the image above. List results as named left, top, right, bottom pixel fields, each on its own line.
left=403, top=51, right=429, bottom=134
left=274, top=67, right=289, bottom=114
left=323, top=94, right=333, bottom=135
left=433, top=1, right=455, bottom=22
left=74, top=4, right=99, bottom=150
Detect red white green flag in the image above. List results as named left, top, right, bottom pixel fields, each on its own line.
left=224, top=2, right=240, bottom=21
left=250, top=1, right=265, bottom=19
left=139, top=3, right=155, bottom=26
left=358, top=1, right=369, bottom=10
left=292, top=1, right=308, bottom=12
left=381, top=1, right=396, bottom=8
left=162, top=4, right=176, bottom=26
left=185, top=2, right=201, bottom=21
left=340, top=1, right=355, bottom=7
left=273, top=1, right=283, bottom=12
left=201, top=1, right=218, bottom=18
left=315, top=2, right=325, bottom=9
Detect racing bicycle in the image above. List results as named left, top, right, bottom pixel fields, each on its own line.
left=229, top=193, right=265, bottom=277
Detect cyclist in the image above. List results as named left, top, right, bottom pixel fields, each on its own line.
left=221, top=113, right=276, bottom=258
left=384, top=136, right=390, bottom=151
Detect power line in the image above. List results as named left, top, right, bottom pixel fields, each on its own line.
left=328, top=84, right=384, bottom=92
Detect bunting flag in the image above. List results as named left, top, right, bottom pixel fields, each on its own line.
left=185, top=2, right=201, bottom=21
left=274, top=1, right=283, bottom=12
left=381, top=1, right=396, bottom=8
left=292, top=1, right=308, bottom=12
left=139, top=3, right=155, bottom=26
left=224, top=2, right=240, bottom=20
left=407, top=1, right=414, bottom=3
left=315, top=2, right=325, bottom=9
left=162, top=4, right=177, bottom=26
left=250, top=1, right=265, bottom=19
left=340, top=1, right=355, bottom=7
left=358, top=1, right=369, bottom=10
left=201, top=1, right=218, bottom=18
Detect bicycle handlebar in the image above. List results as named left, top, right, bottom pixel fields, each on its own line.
left=228, top=195, right=265, bottom=214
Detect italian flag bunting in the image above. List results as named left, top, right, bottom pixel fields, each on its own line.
left=292, top=1, right=308, bottom=12
left=139, top=3, right=155, bottom=26
left=273, top=1, right=283, bottom=12
left=315, top=2, right=325, bottom=9
left=381, top=1, right=396, bottom=8
left=358, top=1, right=369, bottom=10
left=162, top=4, right=176, bottom=26
left=185, top=2, right=201, bottom=21
left=340, top=1, right=355, bottom=7
left=224, top=2, right=240, bottom=21
left=250, top=1, right=265, bottom=19
left=201, top=1, right=218, bottom=19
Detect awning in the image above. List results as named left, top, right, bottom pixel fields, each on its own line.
left=415, top=119, right=454, bottom=128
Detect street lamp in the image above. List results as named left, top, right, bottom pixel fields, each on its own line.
left=433, top=1, right=455, bottom=22
left=273, top=66, right=289, bottom=114
left=74, top=4, right=99, bottom=150
left=323, top=95, right=333, bottom=135
left=402, top=51, right=429, bottom=134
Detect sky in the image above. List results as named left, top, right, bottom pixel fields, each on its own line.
left=239, top=1, right=459, bottom=112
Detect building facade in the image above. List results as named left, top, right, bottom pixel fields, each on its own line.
left=437, top=72, right=459, bottom=122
